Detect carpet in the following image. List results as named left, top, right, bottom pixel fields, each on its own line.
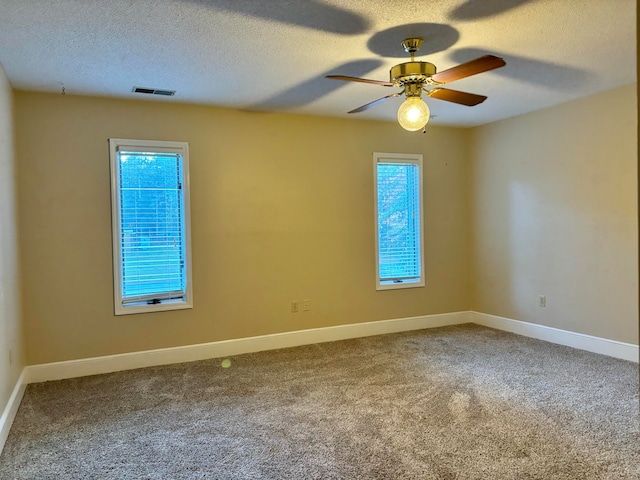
left=0, top=324, right=638, bottom=479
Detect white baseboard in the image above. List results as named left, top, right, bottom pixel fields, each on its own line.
left=0, top=369, right=27, bottom=456
left=23, top=311, right=637, bottom=385
left=472, top=312, right=639, bottom=363
left=25, top=311, right=471, bottom=384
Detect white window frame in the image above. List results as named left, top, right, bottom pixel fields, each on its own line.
left=109, top=138, right=193, bottom=315
left=373, top=152, right=425, bottom=291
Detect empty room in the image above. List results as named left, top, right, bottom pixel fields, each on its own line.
left=0, top=0, right=638, bottom=478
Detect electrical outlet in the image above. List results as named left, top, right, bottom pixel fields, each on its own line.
left=538, top=295, right=547, bottom=307
left=303, top=300, right=310, bottom=311
left=291, top=301, right=299, bottom=313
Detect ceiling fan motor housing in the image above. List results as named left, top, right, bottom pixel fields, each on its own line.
left=390, top=62, right=438, bottom=92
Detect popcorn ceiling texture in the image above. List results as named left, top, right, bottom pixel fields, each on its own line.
left=1, top=324, right=638, bottom=479
left=0, top=0, right=635, bottom=126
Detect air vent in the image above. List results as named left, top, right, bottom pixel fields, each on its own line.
left=132, top=87, right=176, bottom=96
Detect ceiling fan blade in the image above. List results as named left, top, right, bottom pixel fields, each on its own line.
left=348, top=92, right=403, bottom=113
left=430, top=55, right=506, bottom=84
left=426, top=87, right=487, bottom=106
left=326, top=75, right=394, bottom=87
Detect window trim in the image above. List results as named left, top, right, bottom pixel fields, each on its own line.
left=109, top=138, right=193, bottom=315
left=373, top=152, right=425, bottom=291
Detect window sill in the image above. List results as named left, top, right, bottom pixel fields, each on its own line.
left=376, top=280, right=425, bottom=291
left=115, top=299, right=193, bottom=316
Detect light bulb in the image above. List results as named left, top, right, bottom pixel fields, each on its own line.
left=397, top=97, right=430, bottom=131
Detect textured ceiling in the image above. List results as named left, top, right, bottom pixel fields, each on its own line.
left=0, top=0, right=636, bottom=127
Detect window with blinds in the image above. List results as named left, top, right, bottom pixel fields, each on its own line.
left=373, top=153, right=425, bottom=290
left=109, top=139, right=193, bottom=315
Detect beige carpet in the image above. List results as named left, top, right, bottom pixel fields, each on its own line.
left=0, top=324, right=638, bottom=479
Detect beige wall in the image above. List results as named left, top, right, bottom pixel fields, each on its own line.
left=470, top=85, right=638, bottom=344
left=0, top=64, right=23, bottom=414
left=15, top=85, right=637, bottom=366
left=15, top=92, right=472, bottom=365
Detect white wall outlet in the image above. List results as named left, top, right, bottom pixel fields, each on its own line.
left=291, top=301, right=299, bottom=313
left=538, top=295, right=547, bottom=307
left=303, top=300, right=310, bottom=311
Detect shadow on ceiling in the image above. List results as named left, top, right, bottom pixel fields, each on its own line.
left=449, top=48, right=590, bottom=90
left=245, top=23, right=462, bottom=113
left=243, top=59, right=385, bottom=112
left=367, top=23, right=460, bottom=58
left=449, top=0, right=537, bottom=21
left=181, top=0, right=369, bottom=35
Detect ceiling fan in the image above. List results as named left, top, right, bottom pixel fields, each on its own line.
left=327, top=38, right=506, bottom=131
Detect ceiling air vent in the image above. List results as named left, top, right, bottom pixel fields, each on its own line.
left=132, top=87, right=176, bottom=96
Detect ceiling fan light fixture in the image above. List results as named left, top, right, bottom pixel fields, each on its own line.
left=397, top=96, right=430, bottom=131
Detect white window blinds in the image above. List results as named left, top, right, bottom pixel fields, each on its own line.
left=118, top=148, right=185, bottom=303
left=374, top=153, right=424, bottom=289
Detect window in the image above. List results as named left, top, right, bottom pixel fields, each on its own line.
left=109, top=139, right=193, bottom=315
left=374, top=152, right=424, bottom=290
